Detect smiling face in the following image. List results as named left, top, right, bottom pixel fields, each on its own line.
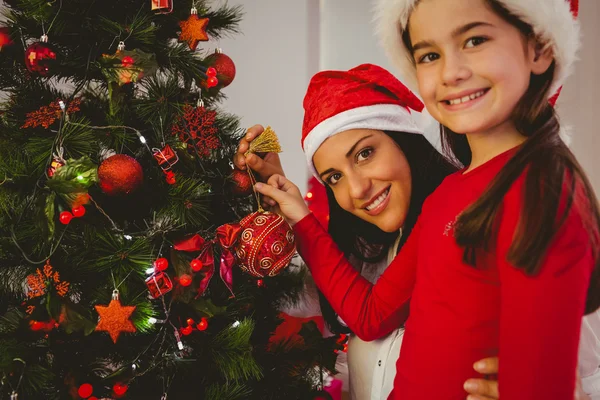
left=313, top=129, right=412, bottom=232
left=407, top=0, right=552, bottom=137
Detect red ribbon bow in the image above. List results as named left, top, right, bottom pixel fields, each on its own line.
left=174, top=223, right=241, bottom=297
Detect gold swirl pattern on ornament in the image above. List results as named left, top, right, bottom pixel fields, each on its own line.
left=241, top=228, right=253, bottom=243
left=271, top=241, right=284, bottom=255
left=236, top=247, right=246, bottom=261
left=260, top=257, right=274, bottom=270
left=254, top=215, right=268, bottom=226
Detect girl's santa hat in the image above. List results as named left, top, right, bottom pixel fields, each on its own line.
left=374, top=0, right=580, bottom=105
left=302, top=63, right=424, bottom=181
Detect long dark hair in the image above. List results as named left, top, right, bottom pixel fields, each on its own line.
left=319, top=131, right=458, bottom=334
left=403, top=0, right=600, bottom=314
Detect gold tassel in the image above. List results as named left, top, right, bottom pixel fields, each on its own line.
left=244, top=126, right=282, bottom=155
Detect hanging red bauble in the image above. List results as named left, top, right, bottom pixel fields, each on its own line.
left=0, top=27, right=13, bottom=52
left=145, top=271, right=173, bottom=298
left=78, top=383, right=94, bottom=398
left=72, top=205, right=86, bottom=218
left=59, top=211, right=74, bottom=225
left=24, top=36, right=57, bottom=76
left=231, top=168, right=253, bottom=196
left=235, top=211, right=296, bottom=278
left=204, top=50, right=236, bottom=87
left=113, top=382, right=128, bottom=397
left=98, top=154, right=144, bottom=196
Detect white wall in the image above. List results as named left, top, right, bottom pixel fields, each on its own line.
left=320, top=0, right=600, bottom=191
left=215, top=0, right=320, bottom=195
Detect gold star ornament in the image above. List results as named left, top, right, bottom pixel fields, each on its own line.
left=178, top=8, right=209, bottom=51
left=94, top=290, right=136, bottom=343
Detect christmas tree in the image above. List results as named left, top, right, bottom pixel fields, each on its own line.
left=0, top=1, right=339, bottom=398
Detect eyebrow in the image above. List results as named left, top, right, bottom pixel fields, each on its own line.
left=411, top=22, right=494, bottom=54
left=318, top=134, right=374, bottom=180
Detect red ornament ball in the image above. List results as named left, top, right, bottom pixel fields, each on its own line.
left=78, top=383, right=94, bottom=398
left=235, top=211, right=296, bottom=278
left=98, top=154, right=144, bottom=196
left=231, top=168, right=253, bottom=196
left=72, top=205, right=86, bottom=217
left=59, top=211, right=74, bottom=225
left=25, top=41, right=57, bottom=76
left=113, top=382, right=128, bottom=397
left=204, top=51, right=236, bottom=87
left=179, top=274, right=192, bottom=287
left=197, top=317, right=208, bottom=331
left=155, top=258, right=169, bottom=271
left=190, top=258, right=203, bottom=272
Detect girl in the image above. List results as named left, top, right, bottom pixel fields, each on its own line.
left=236, top=64, right=502, bottom=399
left=254, top=0, right=600, bottom=398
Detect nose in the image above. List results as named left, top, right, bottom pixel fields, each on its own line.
left=347, top=171, right=371, bottom=201
left=441, top=51, right=471, bottom=86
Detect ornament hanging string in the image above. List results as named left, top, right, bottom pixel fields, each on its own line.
left=243, top=126, right=283, bottom=212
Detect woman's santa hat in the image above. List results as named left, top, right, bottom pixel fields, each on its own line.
left=302, top=63, right=424, bottom=181
left=374, top=0, right=580, bottom=105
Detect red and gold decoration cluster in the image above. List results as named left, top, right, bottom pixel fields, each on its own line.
left=235, top=211, right=296, bottom=278
left=22, top=98, right=82, bottom=129
left=178, top=8, right=209, bottom=51
left=26, top=259, right=70, bottom=315
left=98, top=154, right=144, bottom=196
left=171, top=105, right=220, bottom=158
left=25, top=36, right=57, bottom=76
left=94, top=290, right=136, bottom=343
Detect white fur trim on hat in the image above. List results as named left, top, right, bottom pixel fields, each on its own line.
left=373, top=0, right=580, bottom=98
left=304, top=104, right=424, bottom=181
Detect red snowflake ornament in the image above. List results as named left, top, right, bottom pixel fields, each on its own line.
left=171, top=105, right=220, bottom=158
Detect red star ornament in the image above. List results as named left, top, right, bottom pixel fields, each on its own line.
left=95, top=295, right=136, bottom=343
left=178, top=14, right=209, bottom=51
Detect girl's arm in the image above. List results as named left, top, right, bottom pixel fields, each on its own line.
left=255, top=175, right=419, bottom=341
left=496, top=184, right=594, bottom=399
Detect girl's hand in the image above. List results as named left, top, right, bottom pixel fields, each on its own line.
left=254, top=174, right=310, bottom=226
left=464, top=357, right=590, bottom=400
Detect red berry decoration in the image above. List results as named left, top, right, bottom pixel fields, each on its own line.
left=186, top=318, right=194, bottom=326
left=30, top=321, right=45, bottom=331
left=181, top=325, right=193, bottom=336
left=98, top=154, right=144, bottom=196
left=89, top=397, right=98, bottom=400
left=72, top=205, right=86, bottom=217
left=206, top=76, right=218, bottom=88
left=197, top=317, right=208, bottom=331
left=59, top=211, right=74, bottom=225
left=231, top=168, right=253, bottom=196
left=113, top=382, right=128, bottom=397
left=24, top=37, right=58, bottom=76
left=155, top=258, right=169, bottom=271
left=206, top=67, right=217, bottom=77
left=235, top=211, right=296, bottom=278
left=256, top=279, right=264, bottom=288
left=190, top=258, right=202, bottom=272
left=204, top=50, right=236, bottom=87
left=78, top=383, right=94, bottom=398
left=179, top=274, right=192, bottom=287
left=0, top=27, right=13, bottom=52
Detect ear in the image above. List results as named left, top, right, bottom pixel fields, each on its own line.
left=529, top=39, right=554, bottom=76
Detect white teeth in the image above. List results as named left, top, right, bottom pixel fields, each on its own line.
left=366, top=189, right=389, bottom=211
left=447, top=90, right=486, bottom=105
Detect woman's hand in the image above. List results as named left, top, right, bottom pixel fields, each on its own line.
left=254, top=174, right=310, bottom=226
left=234, top=124, right=285, bottom=181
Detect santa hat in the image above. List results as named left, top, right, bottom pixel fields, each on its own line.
left=374, top=0, right=580, bottom=105
left=302, top=63, right=424, bottom=181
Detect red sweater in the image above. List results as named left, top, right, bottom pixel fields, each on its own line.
left=293, top=149, right=594, bottom=399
